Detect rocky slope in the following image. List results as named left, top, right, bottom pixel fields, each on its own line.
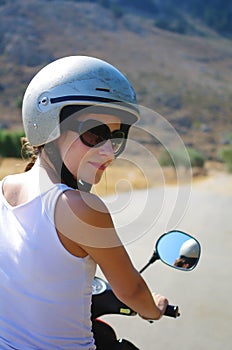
left=0, top=0, right=232, bottom=160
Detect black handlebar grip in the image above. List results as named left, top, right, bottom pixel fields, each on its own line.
left=164, top=305, right=180, bottom=318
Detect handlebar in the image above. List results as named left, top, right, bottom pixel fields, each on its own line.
left=148, top=305, right=180, bottom=323
left=164, top=305, right=180, bottom=318
left=92, top=277, right=180, bottom=319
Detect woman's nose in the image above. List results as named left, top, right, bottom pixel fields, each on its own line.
left=99, top=140, right=114, bottom=157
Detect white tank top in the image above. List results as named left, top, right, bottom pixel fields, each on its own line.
left=0, top=179, right=96, bottom=349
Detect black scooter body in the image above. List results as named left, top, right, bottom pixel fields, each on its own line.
left=91, top=277, right=138, bottom=349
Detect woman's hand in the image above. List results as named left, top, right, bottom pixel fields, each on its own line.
left=152, top=293, right=169, bottom=318
left=139, top=293, right=168, bottom=321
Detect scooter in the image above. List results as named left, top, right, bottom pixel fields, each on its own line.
left=91, top=230, right=201, bottom=349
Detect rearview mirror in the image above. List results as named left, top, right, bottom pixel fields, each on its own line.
left=156, top=230, right=201, bottom=271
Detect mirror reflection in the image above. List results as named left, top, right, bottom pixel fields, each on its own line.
left=156, top=230, right=201, bottom=271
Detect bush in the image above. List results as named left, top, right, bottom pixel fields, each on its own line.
left=187, top=148, right=205, bottom=168
left=218, top=147, right=232, bottom=173
left=110, top=4, right=123, bottom=18
left=0, top=129, right=25, bottom=158
left=155, top=17, right=188, bottom=34
left=159, top=147, right=205, bottom=168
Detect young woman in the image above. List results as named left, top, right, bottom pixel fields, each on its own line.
left=0, top=56, right=168, bottom=349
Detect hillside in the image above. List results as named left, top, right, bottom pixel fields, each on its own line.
left=0, top=0, right=232, bottom=161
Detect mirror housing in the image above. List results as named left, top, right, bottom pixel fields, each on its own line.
left=156, top=230, right=201, bottom=271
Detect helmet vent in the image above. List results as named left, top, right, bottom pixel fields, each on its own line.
left=96, top=87, right=110, bottom=92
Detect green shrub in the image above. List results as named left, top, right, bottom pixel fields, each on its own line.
left=110, top=4, right=123, bottom=18
left=155, top=17, right=187, bottom=34
left=218, top=147, right=232, bottom=172
left=159, top=147, right=205, bottom=168
left=187, top=148, right=205, bottom=168
left=0, top=129, right=25, bottom=158
left=98, top=0, right=109, bottom=7
left=225, top=132, right=232, bottom=144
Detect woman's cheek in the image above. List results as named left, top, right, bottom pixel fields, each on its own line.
left=63, top=139, right=84, bottom=174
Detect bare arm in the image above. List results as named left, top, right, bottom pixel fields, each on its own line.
left=84, top=244, right=168, bottom=320
left=55, top=190, right=168, bottom=320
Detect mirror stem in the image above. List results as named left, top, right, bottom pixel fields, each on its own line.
left=139, top=251, right=160, bottom=273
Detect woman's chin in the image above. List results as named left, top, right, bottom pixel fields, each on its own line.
left=79, top=174, right=102, bottom=186
left=78, top=167, right=105, bottom=186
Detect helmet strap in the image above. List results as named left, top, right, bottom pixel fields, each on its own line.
left=44, top=142, right=92, bottom=192
left=61, top=162, right=92, bottom=192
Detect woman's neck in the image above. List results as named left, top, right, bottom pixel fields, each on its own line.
left=37, top=154, right=61, bottom=184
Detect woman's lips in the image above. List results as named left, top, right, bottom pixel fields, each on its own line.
left=89, top=162, right=107, bottom=171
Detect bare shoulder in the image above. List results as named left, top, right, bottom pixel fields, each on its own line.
left=57, top=189, right=113, bottom=226
left=2, top=172, right=35, bottom=206
left=55, top=190, right=120, bottom=248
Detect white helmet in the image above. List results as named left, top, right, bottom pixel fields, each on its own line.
left=179, top=239, right=200, bottom=258
left=22, top=56, right=140, bottom=146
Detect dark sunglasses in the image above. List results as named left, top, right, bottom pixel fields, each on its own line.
left=65, top=119, right=126, bottom=156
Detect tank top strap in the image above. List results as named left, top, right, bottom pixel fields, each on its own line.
left=41, top=183, right=72, bottom=220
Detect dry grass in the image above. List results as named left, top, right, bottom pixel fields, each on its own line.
left=0, top=157, right=27, bottom=179
left=0, top=158, right=158, bottom=195
left=0, top=157, right=196, bottom=196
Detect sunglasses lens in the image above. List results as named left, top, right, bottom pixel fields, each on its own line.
left=80, top=123, right=109, bottom=147
left=79, top=121, right=125, bottom=155
left=111, top=131, right=125, bottom=154
left=81, top=130, right=105, bottom=147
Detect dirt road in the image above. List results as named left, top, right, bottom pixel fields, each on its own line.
left=99, top=172, right=232, bottom=350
